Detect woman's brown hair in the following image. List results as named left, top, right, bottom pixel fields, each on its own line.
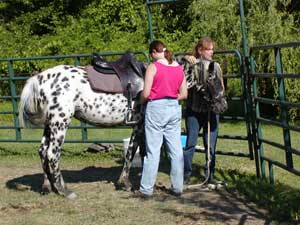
left=192, top=37, right=215, bottom=58
left=149, top=40, right=173, bottom=64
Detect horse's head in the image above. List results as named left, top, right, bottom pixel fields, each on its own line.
left=206, top=61, right=228, bottom=114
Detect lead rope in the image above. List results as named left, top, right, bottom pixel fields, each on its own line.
left=187, top=110, right=211, bottom=189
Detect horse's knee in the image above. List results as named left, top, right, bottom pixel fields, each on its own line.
left=47, top=152, right=58, bottom=167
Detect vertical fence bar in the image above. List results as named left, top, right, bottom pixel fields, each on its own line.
left=250, top=51, right=264, bottom=178
left=239, top=0, right=260, bottom=176
left=145, top=0, right=180, bottom=43
left=239, top=51, right=254, bottom=160
left=73, top=56, right=88, bottom=142
left=239, top=0, right=248, bottom=58
left=274, top=47, right=293, bottom=169
left=8, top=60, right=21, bottom=141
left=74, top=56, right=81, bottom=66
left=239, top=0, right=260, bottom=177
left=268, top=161, right=274, bottom=184
left=146, top=0, right=154, bottom=43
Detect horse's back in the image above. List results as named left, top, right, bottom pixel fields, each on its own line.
left=36, top=65, right=129, bottom=126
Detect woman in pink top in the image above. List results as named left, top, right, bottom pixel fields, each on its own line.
left=137, top=40, right=187, bottom=198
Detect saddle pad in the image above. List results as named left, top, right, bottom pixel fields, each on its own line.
left=86, top=66, right=123, bottom=93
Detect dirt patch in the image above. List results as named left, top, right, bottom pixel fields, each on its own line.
left=0, top=158, right=270, bottom=225
left=178, top=189, right=267, bottom=225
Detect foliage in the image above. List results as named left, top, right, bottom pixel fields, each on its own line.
left=0, top=0, right=298, bottom=57
left=0, top=0, right=148, bottom=57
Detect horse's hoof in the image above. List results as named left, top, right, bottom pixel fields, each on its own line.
left=41, top=187, right=51, bottom=195
left=124, top=185, right=132, bottom=192
left=123, top=181, right=132, bottom=192
left=66, top=191, right=77, bottom=200
left=116, top=179, right=132, bottom=191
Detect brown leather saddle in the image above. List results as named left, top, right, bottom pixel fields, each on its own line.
left=86, top=52, right=146, bottom=99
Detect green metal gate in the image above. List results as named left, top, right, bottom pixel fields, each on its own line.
left=249, top=42, right=300, bottom=182
left=0, top=51, right=149, bottom=143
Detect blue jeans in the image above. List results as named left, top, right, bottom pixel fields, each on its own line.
left=184, top=107, right=219, bottom=181
left=140, top=99, right=184, bottom=195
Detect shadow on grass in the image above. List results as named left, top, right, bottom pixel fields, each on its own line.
left=216, top=168, right=300, bottom=224
left=158, top=161, right=299, bottom=224
left=6, top=165, right=142, bottom=193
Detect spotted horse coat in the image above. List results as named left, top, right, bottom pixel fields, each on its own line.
left=19, top=64, right=145, bottom=199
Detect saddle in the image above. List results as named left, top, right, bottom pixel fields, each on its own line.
left=86, top=52, right=146, bottom=99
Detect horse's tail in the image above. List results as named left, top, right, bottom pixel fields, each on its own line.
left=19, top=74, right=45, bottom=128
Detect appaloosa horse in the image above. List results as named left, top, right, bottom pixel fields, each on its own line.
left=19, top=53, right=146, bottom=199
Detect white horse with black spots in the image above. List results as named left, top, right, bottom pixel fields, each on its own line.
left=19, top=54, right=146, bottom=199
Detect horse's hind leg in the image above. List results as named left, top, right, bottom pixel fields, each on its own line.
left=38, top=125, right=52, bottom=194
left=47, top=122, right=76, bottom=199
left=39, top=113, right=75, bottom=199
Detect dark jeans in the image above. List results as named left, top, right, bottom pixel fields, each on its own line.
left=183, top=107, right=219, bottom=181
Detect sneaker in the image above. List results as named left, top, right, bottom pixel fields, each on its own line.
left=183, top=176, right=190, bottom=185
left=132, top=190, right=152, bottom=199
left=208, top=178, right=217, bottom=185
left=169, top=189, right=182, bottom=197
left=207, top=179, right=226, bottom=189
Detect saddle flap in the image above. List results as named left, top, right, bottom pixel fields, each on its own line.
left=86, top=66, right=123, bottom=93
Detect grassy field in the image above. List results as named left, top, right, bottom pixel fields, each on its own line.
left=0, top=122, right=300, bottom=224
left=1, top=101, right=300, bottom=224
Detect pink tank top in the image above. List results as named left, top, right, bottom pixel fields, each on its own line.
left=148, top=62, right=184, bottom=100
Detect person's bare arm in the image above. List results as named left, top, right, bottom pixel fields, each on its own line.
left=140, top=63, right=156, bottom=104
left=178, top=76, right=188, bottom=100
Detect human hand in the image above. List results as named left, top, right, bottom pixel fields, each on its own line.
left=184, top=55, right=197, bottom=64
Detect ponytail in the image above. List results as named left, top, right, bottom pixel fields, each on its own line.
left=164, top=49, right=173, bottom=64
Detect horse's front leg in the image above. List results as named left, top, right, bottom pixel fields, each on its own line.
left=118, top=132, right=139, bottom=191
